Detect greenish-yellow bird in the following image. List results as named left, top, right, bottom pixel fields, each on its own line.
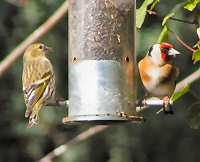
left=22, top=43, right=55, bottom=128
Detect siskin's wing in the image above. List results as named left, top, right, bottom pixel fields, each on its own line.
left=22, top=58, right=54, bottom=117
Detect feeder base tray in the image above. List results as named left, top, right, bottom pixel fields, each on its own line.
left=63, top=114, right=144, bottom=124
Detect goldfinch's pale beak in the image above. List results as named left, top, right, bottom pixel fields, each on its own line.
left=168, top=48, right=180, bottom=57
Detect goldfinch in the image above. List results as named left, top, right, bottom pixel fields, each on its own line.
left=22, top=43, right=55, bottom=127
left=138, top=42, right=180, bottom=114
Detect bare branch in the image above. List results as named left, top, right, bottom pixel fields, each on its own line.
left=0, top=0, right=68, bottom=77
left=39, top=125, right=110, bottom=162
left=175, top=68, right=200, bottom=93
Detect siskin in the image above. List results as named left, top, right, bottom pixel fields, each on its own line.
left=22, top=43, right=55, bottom=128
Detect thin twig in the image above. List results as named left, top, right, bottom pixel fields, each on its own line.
left=39, top=125, right=111, bottom=162
left=147, top=10, right=196, bottom=25
left=0, top=0, right=68, bottom=77
left=169, top=30, right=195, bottom=53
left=170, top=17, right=195, bottom=25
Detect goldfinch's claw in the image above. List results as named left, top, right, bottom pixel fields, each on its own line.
left=163, top=96, right=170, bottom=108
left=163, top=96, right=174, bottom=115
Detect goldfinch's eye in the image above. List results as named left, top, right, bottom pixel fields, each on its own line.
left=161, top=48, right=169, bottom=54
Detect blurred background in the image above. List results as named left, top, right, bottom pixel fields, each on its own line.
left=0, top=0, right=199, bottom=162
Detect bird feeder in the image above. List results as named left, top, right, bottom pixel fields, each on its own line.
left=64, top=0, right=142, bottom=123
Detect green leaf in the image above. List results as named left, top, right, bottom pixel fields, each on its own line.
left=192, top=50, right=200, bottom=64
left=193, top=41, right=200, bottom=48
left=136, top=0, right=154, bottom=29
left=157, top=25, right=169, bottom=43
left=149, top=0, right=160, bottom=10
left=186, top=102, right=200, bottom=129
left=171, top=84, right=191, bottom=101
left=184, top=0, right=200, bottom=11
left=162, top=12, right=175, bottom=26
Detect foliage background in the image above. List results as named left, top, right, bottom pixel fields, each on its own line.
left=0, top=0, right=199, bottom=162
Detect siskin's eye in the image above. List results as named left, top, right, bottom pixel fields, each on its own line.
left=38, top=45, right=43, bottom=50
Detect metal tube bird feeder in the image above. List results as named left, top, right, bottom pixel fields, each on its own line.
left=64, top=0, right=142, bottom=123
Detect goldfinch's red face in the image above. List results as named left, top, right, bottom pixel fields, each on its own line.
left=148, top=42, right=180, bottom=66
left=160, top=42, right=180, bottom=62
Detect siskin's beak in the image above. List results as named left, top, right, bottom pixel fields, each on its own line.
left=44, top=46, right=53, bottom=53
left=168, top=48, right=180, bottom=57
